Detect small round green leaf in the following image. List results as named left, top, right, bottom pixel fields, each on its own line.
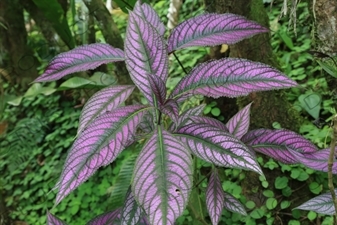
left=275, top=176, right=288, bottom=189
left=211, top=107, right=221, bottom=116
left=309, top=182, right=322, bottom=194
left=250, top=208, right=265, bottom=219
left=246, top=200, right=256, bottom=209
left=266, top=197, right=277, bottom=210
left=263, top=190, right=274, bottom=198
left=281, top=200, right=291, bottom=209
left=307, top=211, right=317, bottom=221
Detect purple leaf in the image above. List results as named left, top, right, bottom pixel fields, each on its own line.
left=125, top=11, right=168, bottom=103
left=190, top=116, right=228, bottom=131
left=168, top=13, right=268, bottom=53
left=223, top=192, right=247, bottom=216
left=176, top=123, right=263, bottom=175
left=55, top=105, right=149, bottom=205
left=34, top=43, right=124, bottom=82
left=133, top=1, right=165, bottom=35
left=242, top=129, right=318, bottom=163
left=132, top=127, right=193, bottom=225
left=161, top=99, right=179, bottom=124
left=206, top=168, right=225, bottom=225
left=169, top=104, right=206, bottom=131
left=288, top=148, right=337, bottom=174
left=78, top=85, right=135, bottom=134
left=148, top=74, right=166, bottom=105
left=121, top=187, right=143, bottom=225
left=294, top=190, right=337, bottom=215
left=169, top=58, right=298, bottom=101
left=86, top=209, right=121, bottom=225
left=226, top=103, right=252, bottom=139
left=47, top=211, right=68, bottom=225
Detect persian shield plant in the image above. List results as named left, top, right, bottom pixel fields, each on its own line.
left=34, top=1, right=337, bottom=224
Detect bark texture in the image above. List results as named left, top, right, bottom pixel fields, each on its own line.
left=313, top=0, right=337, bottom=55
left=83, top=0, right=131, bottom=86
left=0, top=0, right=39, bottom=86
left=204, top=0, right=302, bottom=131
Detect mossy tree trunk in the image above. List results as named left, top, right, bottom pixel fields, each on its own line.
left=311, top=0, right=337, bottom=107
left=204, top=0, right=303, bottom=131
left=0, top=0, right=39, bottom=87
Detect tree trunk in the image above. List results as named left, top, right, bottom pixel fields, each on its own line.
left=312, top=0, right=337, bottom=107
left=83, top=0, right=131, bottom=86
left=0, top=0, right=39, bottom=87
left=204, top=0, right=303, bottom=131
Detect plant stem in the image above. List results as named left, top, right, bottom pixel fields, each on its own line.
left=328, top=115, right=337, bottom=220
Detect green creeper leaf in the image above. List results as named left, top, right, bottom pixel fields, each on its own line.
left=211, top=107, right=221, bottom=117
left=275, top=176, right=288, bottom=189
left=307, top=211, right=317, bottom=221
left=263, top=190, right=274, bottom=198
left=245, top=201, right=256, bottom=209
left=266, top=197, right=277, bottom=210
left=281, top=200, right=291, bottom=209
left=250, top=208, right=265, bottom=219
left=309, top=182, right=322, bottom=195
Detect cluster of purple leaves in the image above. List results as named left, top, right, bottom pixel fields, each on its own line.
left=34, top=1, right=336, bottom=224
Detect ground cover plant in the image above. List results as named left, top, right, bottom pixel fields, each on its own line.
left=34, top=1, right=337, bottom=224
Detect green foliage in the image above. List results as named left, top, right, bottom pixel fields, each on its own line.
left=0, top=90, right=130, bottom=224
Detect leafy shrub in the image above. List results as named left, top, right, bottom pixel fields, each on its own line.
left=33, top=1, right=337, bottom=224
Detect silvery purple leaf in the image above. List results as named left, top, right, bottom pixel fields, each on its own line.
left=169, top=58, right=298, bottom=101
left=294, top=190, right=337, bottom=215
left=242, top=129, right=318, bottom=163
left=223, top=192, right=247, bottom=216
left=35, top=43, right=124, bottom=82
left=170, top=104, right=206, bottom=131
left=47, top=211, right=68, bottom=225
left=133, top=1, right=165, bottom=35
left=190, top=116, right=228, bottom=131
left=167, top=13, right=268, bottom=53
left=161, top=99, right=179, bottom=124
left=55, top=105, right=149, bottom=205
left=148, top=74, right=166, bottom=105
left=288, top=148, right=337, bottom=174
left=206, top=168, right=225, bottom=225
left=125, top=11, right=168, bottom=103
left=86, top=209, right=121, bottom=225
left=132, top=127, right=193, bottom=225
left=78, top=86, right=135, bottom=134
left=121, top=187, right=143, bottom=225
left=176, top=123, right=263, bottom=175
left=226, top=103, right=252, bottom=139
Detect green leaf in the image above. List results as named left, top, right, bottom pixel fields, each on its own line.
left=298, top=93, right=321, bottom=119
left=211, top=107, right=221, bottom=117
left=266, top=197, right=277, bottom=210
left=245, top=201, right=256, bottom=209
left=307, top=211, right=317, bottom=221
left=89, top=72, right=118, bottom=86
left=297, top=171, right=309, bottom=181
left=278, top=31, right=294, bottom=49
left=317, top=59, right=337, bottom=78
left=250, top=208, right=265, bottom=219
left=290, top=168, right=301, bottom=179
left=281, top=200, right=291, bottom=209
left=32, top=0, right=75, bottom=49
left=58, top=77, right=94, bottom=90
left=114, top=0, right=150, bottom=13
left=263, top=190, right=274, bottom=198
left=275, top=176, right=288, bottom=189
left=309, top=182, right=322, bottom=194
